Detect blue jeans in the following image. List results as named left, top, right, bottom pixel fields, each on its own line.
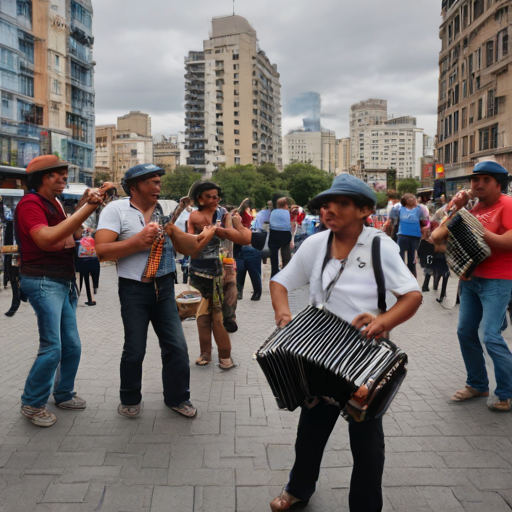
left=118, top=273, right=190, bottom=406
left=236, top=246, right=262, bottom=295
left=20, top=276, right=81, bottom=407
left=458, top=277, right=512, bottom=401
left=397, top=235, right=421, bottom=277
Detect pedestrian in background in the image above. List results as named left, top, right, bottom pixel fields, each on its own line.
left=390, top=193, right=429, bottom=277
left=15, top=155, right=105, bottom=427
left=269, top=197, right=292, bottom=277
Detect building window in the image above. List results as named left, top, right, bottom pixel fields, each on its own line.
left=453, top=140, right=459, bottom=163
left=52, top=79, right=61, bottom=95
left=66, top=112, right=90, bottom=143
left=234, top=101, right=239, bottom=107
left=234, top=149, right=240, bottom=155
left=234, top=111, right=239, bottom=117
left=444, top=144, right=451, bottom=164
left=131, top=149, right=137, bottom=157
left=234, top=73, right=239, bottom=79
left=234, top=130, right=240, bottom=134
left=462, top=136, right=468, bottom=156
left=235, top=139, right=240, bottom=146
left=234, top=120, right=239, bottom=125
left=71, top=1, right=92, bottom=29
left=485, top=40, right=494, bottom=67
left=232, top=53, right=239, bottom=60
left=18, top=33, right=34, bottom=63
left=479, top=128, right=489, bottom=151
left=487, top=89, right=495, bottom=117
left=17, top=0, right=32, bottom=19
left=477, top=98, right=483, bottom=120
left=71, top=61, right=91, bottom=86
left=498, top=29, right=509, bottom=59
left=474, top=0, right=484, bottom=20
left=470, top=134, right=475, bottom=153
left=461, top=107, right=467, bottom=129
left=20, top=74, right=34, bottom=97
left=233, top=64, right=239, bottom=70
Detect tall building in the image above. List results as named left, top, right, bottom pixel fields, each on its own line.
left=95, top=112, right=153, bottom=185
left=350, top=99, right=426, bottom=179
left=153, top=135, right=180, bottom=172
left=437, top=0, right=512, bottom=196
left=0, top=0, right=95, bottom=184
left=184, top=15, right=282, bottom=177
left=349, top=99, right=388, bottom=167
left=336, top=137, right=351, bottom=174
left=283, top=130, right=336, bottom=173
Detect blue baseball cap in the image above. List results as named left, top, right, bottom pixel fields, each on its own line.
left=471, top=160, right=508, bottom=176
left=121, top=164, right=164, bottom=195
left=308, top=173, right=377, bottom=209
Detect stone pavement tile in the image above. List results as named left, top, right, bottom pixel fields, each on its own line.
left=385, top=487, right=429, bottom=509
left=235, top=468, right=289, bottom=486
left=142, top=444, right=170, bottom=469
left=169, top=439, right=204, bottom=470
left=420, top=486, right=465, bottom=510
left=104, top=452, right=143, bottom=468
left=235, top=486, right=285, bottom=512
left=3, top=449, right=38, bottom=469
left=266, top=444, right=294, bottom=471
left=438, top=451, right=511, bottom=469
left=58, top=434, right=130, bottom=453
left=203, top=447, right=255, bottom=470
left=59, top=465, right=121, bottom=484
left=332, top=488, right=395, bottom=512
left=194, top=485, right=236, bottom=512
left=31, top=449, right=107, bottom=469
left=41, top=482, right=89, bottom=503
left=83, top=482, right=152, bottom=512
left=150, top=485, right=193, bottom=512
left=120, top=466, right=167, bottom=486
left=466, top=469, right=512, bottom=490
left=452, top=486, right=512, bottom=512
left=465, top=436, right=512, bottom=452
left=383, top=468, right=472, bottom=487
left=385, top=452, right=447, bottom=469
left=0, top=474, right=54, bottom=512
left=421, top=436, right=475, bottom=452
left=168, top=468, right=234, bottom=486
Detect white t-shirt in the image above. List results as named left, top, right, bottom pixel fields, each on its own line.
left=175, top=210, right=191, bottom=232
left=272, top=227, right=421, bottom=324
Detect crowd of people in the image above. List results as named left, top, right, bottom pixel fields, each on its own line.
left=4, top=154, right=512, bottom=512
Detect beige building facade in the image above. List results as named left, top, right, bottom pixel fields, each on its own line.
left=336, top=137, right=351, bottom=173
left=95, top=112, right=153, bottom=185
left=153, top=135, right=180, bottom=172
left=437, top=0, right=512, bottom=196
left=283, top=130, right=336, bottom=173
left=0, top=0, right=95, bottom=183
left=185, top=15, right=282, bottom=177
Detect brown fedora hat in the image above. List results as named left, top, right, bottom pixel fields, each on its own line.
left=26, top=155, right=70, bottom=174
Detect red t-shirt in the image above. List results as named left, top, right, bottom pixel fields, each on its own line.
left=471, top=194, right=512, bottom=280
left=15, top=193, right=75, bottom=279
left=240, top=211, right=253, bottom=229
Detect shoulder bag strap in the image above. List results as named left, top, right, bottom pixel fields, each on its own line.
left=372, top=235, right=387, bottom=313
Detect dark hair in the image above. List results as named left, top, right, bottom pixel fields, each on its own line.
left=192, top=181, right=222, bottom=211
left=123, top=172, right=161, bottom=196
left=27, top=168, right=66, bottom=191
left=387, top=189, right=398, bottom=200
left=400, top=193, right=415, bottom=206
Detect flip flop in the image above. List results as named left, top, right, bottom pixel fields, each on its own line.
left=171, top=400, right=197, bottom=418
left=451, top=385, right=489, bottom=402
left=195, top=355, right=212, bottom=366
left=218, top=358, right=237, bottom=371
left=488, top=399, right=511, bottom=412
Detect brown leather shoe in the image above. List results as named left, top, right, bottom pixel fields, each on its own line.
left=270, top=491, right=301, bottom=511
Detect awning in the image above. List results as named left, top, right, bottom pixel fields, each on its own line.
left=0, top=188, right=24, bottom=197
left=60, top=183, right=89, bottom=199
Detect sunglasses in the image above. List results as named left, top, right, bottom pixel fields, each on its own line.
left=203, top=194, right=220, bottom=200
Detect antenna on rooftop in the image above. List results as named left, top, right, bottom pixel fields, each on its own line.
left=233, top=0, right=235, bottom=15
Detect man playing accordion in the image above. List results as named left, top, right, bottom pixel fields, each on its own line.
left=432, top=161, right=512, bottom=412
left=268, top=174, right=422, bottom=512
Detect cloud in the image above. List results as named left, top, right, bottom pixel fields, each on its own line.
left=93, top=0, right=442, bottom=139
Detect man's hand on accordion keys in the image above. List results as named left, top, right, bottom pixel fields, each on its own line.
left=352, top=312, right=389, bottom=340
left=275, top=308, right=293, bottom=329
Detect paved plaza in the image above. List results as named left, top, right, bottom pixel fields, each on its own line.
left=1, top=263, right=512, bottom=511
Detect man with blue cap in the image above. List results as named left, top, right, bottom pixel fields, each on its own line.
left=268, top=173, right=422, bottom=512
left=95, top=164, right=216, bottom=420
left=433, top=160, right=512, bottom=412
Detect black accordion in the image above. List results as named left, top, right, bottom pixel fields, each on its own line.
left=446, top=208, right=491, bottom=278
left=256, top=305, right=408, bottom=421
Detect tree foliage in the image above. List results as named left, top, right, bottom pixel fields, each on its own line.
left=93, top=171, right=112, bottom=187
left=160, top=166, right=203, bottom=200
left=397, top=178, right=421, bottom=197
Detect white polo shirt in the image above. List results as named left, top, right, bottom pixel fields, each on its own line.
left=271, top=227, right=421, bottom=324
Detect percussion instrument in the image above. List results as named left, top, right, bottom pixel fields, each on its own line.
left=445, top=207, right=491, bottom=278
left=256, top=305, right=408, bottom=421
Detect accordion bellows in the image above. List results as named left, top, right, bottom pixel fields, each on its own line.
left=256, top=305, right=408, bottom=419
left=446, top=208, right=491, bottom=278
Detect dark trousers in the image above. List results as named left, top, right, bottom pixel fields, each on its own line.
left=4, top=255, right=21, bottom=314
left=269, top=229, right=292, bottom=278
left=118, top=274, right=190, bottom=407
left=236, top=246, right=262, bottom=294
left=397, top=235, right=421, bottom=277
left=422, top=270, right=449, bottom=298
left=286, top=401, right=385, bottom=512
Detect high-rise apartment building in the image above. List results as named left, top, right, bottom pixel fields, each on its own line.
left=95, top=112, right=153, bottom=185
left=349, top=99, right=388, bottom=167
left=0, top=0, right=95, bottom=184
left=283, top=130, right=336, bottom=173
left=184, top=15, right=282, bottom=177
left=350, top=100, right=426, bottom=179
left=336, top=137, right=351, bottom=173
left=437, top=0, right=511, bottom=196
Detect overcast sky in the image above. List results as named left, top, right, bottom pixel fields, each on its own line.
left=93, top=0, right=442, bottom=141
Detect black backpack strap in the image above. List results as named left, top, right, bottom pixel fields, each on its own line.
left=372, top=235, right=387, bottom=313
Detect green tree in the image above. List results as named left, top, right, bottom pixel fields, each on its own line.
left=386, top=169, right=397, bottom=191
left=397, top=178, right=421, bottom=196
left=375, top=191, right=388, bottom=210
left=93, top=171, right=112, bottom=187
left=280, top=163, right=334, bottom=206
left=160, top=166, right=202, bottom=200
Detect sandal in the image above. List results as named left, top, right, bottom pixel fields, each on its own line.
left=171, top=400, right=197, bottom=418
left=195, top=354, right=212, bottom=366
left=218, top=357, right=237, bottom=371
left=118, top=402, right=142, bottom=419
left=489, top=399, right=511, bottom=412
left=451, top=385, right=489, bottom=402
left=270, top=491, right=302, bottom=511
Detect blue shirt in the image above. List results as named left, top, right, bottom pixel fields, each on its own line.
left=253, top=208, right=271, bottom=231
left=270, top=208, right=291, bottom=232
left=396, top=206, right=422, bottom=237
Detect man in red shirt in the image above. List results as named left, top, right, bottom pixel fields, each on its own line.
left=16, top=155, right=104, bottom=427
left=432, top=161, right=512, bottom=412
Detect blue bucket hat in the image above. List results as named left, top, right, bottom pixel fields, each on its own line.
left=121, top=164, right=164, bottom=195
left=470, top=161, right=509, bottom=192
left=308, top=173, right=377, bottom=209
